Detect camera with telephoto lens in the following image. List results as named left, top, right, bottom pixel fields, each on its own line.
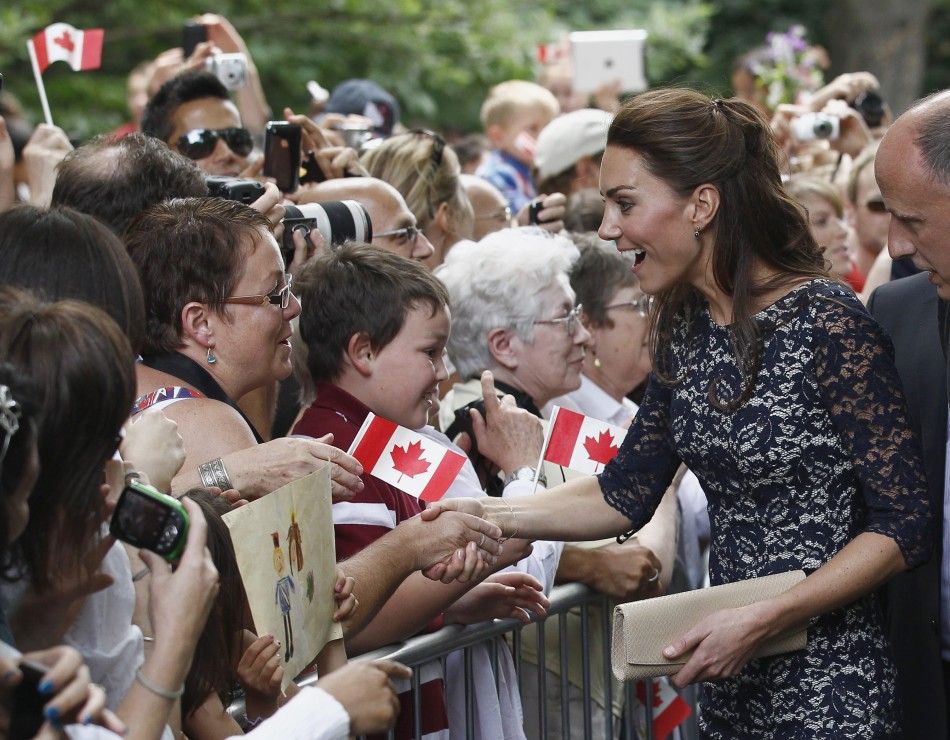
left=205, top=53, right=247, bottom=91
left=790, top=112, right=840, bottom=141
left=280, top=201, right=373, bottom=266
left=205, top=175, right=265, bottom=205
left=852, top=90, right=886, bottom=129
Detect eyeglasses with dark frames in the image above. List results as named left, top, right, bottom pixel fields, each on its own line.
left=603, top=294, right=654, bottom=318
left=223, top=273, right=294, bottom=310
left=372, top=225, right=421, bottom=245
left=175, top=127, right=254, bottom=160
left=534, top=304, right=584, bottom=337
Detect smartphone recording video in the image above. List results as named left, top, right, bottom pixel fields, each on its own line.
left=263, top=121, right=302, bottom=193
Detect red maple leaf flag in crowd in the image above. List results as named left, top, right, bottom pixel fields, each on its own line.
left=29, top=23, right=104, bottom=74
left=347, top=413, right=466, bottom=502
left=542, top=406, right=628, bottom=475
left=635, top=678, right=692, bottom=739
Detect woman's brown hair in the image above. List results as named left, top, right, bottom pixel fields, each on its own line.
left=0, top=288, right=136, bottom=590
left=607, top=88, right=826, bottom=410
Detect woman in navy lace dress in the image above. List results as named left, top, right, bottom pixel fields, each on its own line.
left=427, top=88, right=931, bottom=738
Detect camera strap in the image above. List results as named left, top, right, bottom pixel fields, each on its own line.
left=141, top=352, right=265, bottom=444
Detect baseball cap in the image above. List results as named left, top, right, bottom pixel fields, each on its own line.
left=534, top=108, right=613, bottom=181
left=325, top=79, right=400, bottom=137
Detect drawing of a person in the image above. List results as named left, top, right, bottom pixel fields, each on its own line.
left=287, top=509, right=303, bottom=573
left=272, top=532, right=296, bottom=661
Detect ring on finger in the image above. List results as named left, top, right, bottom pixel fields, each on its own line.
left=648, top=567, right=660, bottom=583
left=478, top=533, right=486, bottom=548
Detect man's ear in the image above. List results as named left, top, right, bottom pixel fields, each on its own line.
left=432, top=201, right=451, bottom=232
left=574, top=156, right=598, bottom=188
left=688, top=183, right=721, bottom=232
left=486, top=327, right=518, bottom=371
left=344, top=332, right=375, bottom=377
left=180, top=301, right=215, bottom=350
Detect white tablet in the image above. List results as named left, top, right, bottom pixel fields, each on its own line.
left=570, top=29, right=648, bottom=94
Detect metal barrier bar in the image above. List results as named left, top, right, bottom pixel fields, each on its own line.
left=231, top=583, right=689, bottom=739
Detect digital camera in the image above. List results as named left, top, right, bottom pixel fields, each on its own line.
left=790, top=112, right=840, bottom=141
left=280, top=201, right=373, bottom=265
left=110, top=481, right=190, bottom=562
left=206, top=175, right=265, bottom=204
left=205, top=53, right=247, bottom=91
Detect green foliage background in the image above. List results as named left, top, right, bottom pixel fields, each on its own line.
left=1, top=0, right=948, bottom=142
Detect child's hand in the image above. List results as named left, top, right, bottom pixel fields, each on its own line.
left=236, top=632, right=282, bottom=721
left=444, top=572, right=549, bottom=626
left=333, top=567, right=358, bottom=622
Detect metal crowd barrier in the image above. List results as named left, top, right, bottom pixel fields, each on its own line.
left=280, top=582, right=700, bottom=740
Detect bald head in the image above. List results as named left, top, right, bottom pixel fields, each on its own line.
left=462, top=174, right=510, bottom=240
left=297, top=176, right=433, bottom=260
left=876, top=88, right=950, bottom=297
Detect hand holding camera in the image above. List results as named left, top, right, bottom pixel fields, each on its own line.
left=518, top=192, right=567, bottom=233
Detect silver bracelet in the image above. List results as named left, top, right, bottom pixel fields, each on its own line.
left=197, top=457, right=232, bottom=490
left=498, top=498, right=518, bottom=543
left=135, top=668, right=184, bottom=700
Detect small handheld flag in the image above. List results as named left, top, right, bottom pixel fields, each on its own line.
left=347, top=413, right=466, bottom=503
left=542, top=406, right=628, bottom=475
left=26, top=23, right=105, bottom=125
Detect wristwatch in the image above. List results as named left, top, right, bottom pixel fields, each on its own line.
left=503, top=466, right=546, bottom=487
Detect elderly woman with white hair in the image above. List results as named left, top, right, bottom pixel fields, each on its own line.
left=436, top=227, right=679, bottom=738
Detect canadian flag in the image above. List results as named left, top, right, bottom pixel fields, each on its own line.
left=635, top=678, right=692, bottom=739
left=347, top=413, right=466, bottom=503
left=542, top=406, right=627, bottom=475
left=30, top=23, right=104, bottom=74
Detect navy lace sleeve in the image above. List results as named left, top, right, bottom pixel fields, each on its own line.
left=597, top=373, right=681, bottom=531
left=812, top=290, right=933, bottom=567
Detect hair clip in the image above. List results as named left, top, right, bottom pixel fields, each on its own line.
left=0, top=384, right=22, bottom=467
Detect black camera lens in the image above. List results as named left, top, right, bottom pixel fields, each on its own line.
left=814, top=119, right=834, bottom=138
left=852, top=90, right=885, bottom=129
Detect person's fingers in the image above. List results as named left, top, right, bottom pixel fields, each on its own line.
left=468, top=407, right=488, bottom=448
left=479, top=370, right=501, bottom=418
left=439, top=550, right=465, bottom=583
left=373, top=659, right=412, bottom=681
left=76, top=682, right=108, bottom=726
left=460, top=513, right=502, bottom=552
left=421, top=561, right=447, bottom=581
left=99, top=708, right=126, bottom=735
left=28, top=647, right=82, bottom=696
left=335, top=573, right=355, bottom=598
left=43, top=661, right=90, bottom=720
left=452, top=430, right=472, bottom=454
left=136, top=548, right=168, bottom=583
left=333, top=594, right=358, bottom=621
left=239, top=634, right=273, bottom=672
left=178, top=497, right=210, bottom=563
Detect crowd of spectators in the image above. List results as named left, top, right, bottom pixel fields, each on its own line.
left=0, top=12, right=945, bottom=740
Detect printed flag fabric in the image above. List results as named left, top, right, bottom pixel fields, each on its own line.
left=543, top=405, right=627, bottom=475
left=31, top=23, right=104, bottom=73
left=347, top=413, right=466, bottom=502
left=635, top=678, right=692, bottom=740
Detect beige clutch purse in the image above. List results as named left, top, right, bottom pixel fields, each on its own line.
left=611, top=570, right=808, bottom=681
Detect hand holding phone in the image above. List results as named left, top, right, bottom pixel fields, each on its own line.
left=263, top=121, right=302, bottom=193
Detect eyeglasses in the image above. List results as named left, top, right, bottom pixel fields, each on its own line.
left=864, top=199, right=887, bottom=214
left=604, top=294, right=654, bottom=318
left=534, top=304, right=584, bottom=337
left=175, top=127, right=254, bottom=160
left=475, top=206, right=512, bottom=223
left=373, top=225, right=421, bottom=245
left=223, top=274, right=294, bottom=310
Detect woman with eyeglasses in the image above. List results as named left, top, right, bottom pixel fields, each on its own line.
left=427, top=89, right=931, bottom=738
left=361, top=129, right=475, bottom=269
left=124, top=197, right=363, bottom=502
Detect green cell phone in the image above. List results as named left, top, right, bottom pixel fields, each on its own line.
left=110, top=480, right=189, bottom=561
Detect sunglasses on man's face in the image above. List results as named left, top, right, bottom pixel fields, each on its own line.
left=175, top=127, right=254, bottom=160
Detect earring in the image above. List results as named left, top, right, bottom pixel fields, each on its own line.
left=207, top=347, right=217, bottom=365
left=593, top=355, right=602, bottom=369
left=694, top=229, right=701, bottom=239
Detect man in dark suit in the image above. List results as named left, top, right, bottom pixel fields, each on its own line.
left=875, top=88, right=950, bottom=737
left=868, top=273, right=947, bottom=738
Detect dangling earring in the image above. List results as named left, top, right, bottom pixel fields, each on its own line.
left=592, top=349, right=602, bottom=369
left=207, top=347, right=217, bottom=365
left=694, top=228, right=701, bottom=239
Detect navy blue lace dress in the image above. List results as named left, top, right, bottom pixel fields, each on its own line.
left=599, top=279, right=931, bottom=738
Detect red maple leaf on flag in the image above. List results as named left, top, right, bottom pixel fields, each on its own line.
left=390, top=440, right=431, bottom=483
left=583, top=429, right=619, bottom=472
left=53, top=30, right=75, bottom=52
